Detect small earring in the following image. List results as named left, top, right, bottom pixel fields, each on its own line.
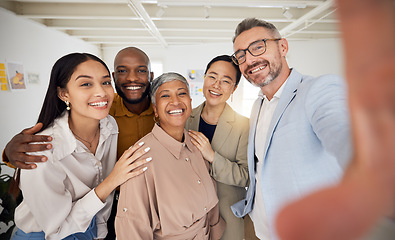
left=65, top=101, right=70, bottom=110
left=153, top=115, right=160, bottom=125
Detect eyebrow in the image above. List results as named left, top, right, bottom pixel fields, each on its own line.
left=75, top=75, right=92, bottom=80
left=158, top=89, right=169, bottom=94
left=207, top=71, right=218, bottom=76
left=116, top=65, right=147, bottom=69
left=75, top=74, right=110, bottom=80
left=207, top=71, right=233, bottom=81
left=223, top=75, right=233, bottom=80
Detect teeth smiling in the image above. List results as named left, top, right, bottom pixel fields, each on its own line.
left=89, top=101, right=107, bottom=107
left=209, top=90, right=221, bottom=96
left=168, top=109, right=183, bottom=115
left=251, top=65, right=266, bottom=73
left=126, top=86, right=142, bottom=90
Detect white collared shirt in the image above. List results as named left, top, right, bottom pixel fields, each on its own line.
left=14, top=111, right=118, bottom=240
left=250, top=81, right=287, bottom=239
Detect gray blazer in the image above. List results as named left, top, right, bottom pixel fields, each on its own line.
left=186, top=102, right=249, bottom=240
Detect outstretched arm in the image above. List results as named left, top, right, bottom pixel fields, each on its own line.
left=4, top=123, right=52, bottom=169
left=276, top=0, right=395, bottom=239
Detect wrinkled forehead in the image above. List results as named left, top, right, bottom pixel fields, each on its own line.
left=158, top=80, right=189, bottom=92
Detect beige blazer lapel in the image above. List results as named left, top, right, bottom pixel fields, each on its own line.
left=187, top=102, right=235, bottom=151
left=186, top=102, right=204, bottom=131
left=211, top=103, right=234, bottom=151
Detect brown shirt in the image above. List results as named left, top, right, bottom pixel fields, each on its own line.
left=109, top=94, right=155, bottom=158
left=115, top=124, right=225, bottom=240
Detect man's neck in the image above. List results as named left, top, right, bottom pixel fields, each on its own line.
left=123, top=97, right=151, bottom=115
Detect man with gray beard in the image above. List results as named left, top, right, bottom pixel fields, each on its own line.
left=230, top=18, right=352, bottom=240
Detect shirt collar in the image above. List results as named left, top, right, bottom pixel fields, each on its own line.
left=51, top=111, right=117, bottom=160
left=151, top=124, right=193, bottom=160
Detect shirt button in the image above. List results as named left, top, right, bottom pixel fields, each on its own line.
left=123, top=208, right=128, bottom=212
left=197, top=180, right=201, bottom=184
left=185, top=158, right=189, bottom=162
left=204, top=207, right=207, bottom=211
left=96, top=161, right=102, bottom=167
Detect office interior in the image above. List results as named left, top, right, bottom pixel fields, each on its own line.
left=0, top=1, right=343, bottom=177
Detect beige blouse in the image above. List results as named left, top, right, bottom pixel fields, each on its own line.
left=115, top=124, right=225, bottom=240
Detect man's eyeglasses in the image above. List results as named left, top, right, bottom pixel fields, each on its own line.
left=231, top=38, right=282, bottom=65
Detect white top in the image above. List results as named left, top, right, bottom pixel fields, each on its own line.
left=14, top=111, right=118, bottom=240
left=250, top=81, right=286, bottom=240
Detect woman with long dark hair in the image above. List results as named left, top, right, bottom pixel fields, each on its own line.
left=12, top=53, right=150, bottom=240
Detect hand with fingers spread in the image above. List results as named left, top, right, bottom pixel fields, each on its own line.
left=4, top=123, right=52, bottom=169
left=95, top=142, right=151, bottom=202
left=188, top=130, right=215, bottom=163
left=276, top=0, right=395, bottom=239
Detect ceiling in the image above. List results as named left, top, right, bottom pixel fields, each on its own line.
left=1, top=0, right=340, bottom=49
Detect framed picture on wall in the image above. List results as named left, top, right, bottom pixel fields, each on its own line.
left=7, top=61, right=27, bottom=91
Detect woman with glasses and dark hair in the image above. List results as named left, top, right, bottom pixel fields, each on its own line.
left=186, top=55, right=250, bottom=240
left=12, top=53, right=150, bottom=240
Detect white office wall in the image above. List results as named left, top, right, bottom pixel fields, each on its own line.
left=288, top=38, right=344, bottom=76
left=0, top=8, right=99, bottom=175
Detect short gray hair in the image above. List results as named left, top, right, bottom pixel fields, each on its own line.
left=150, top=72, right=190, bottom=105
left=233, top=18, right=281, bottom=43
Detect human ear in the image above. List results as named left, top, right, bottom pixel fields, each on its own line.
left=149, top=72, right=154, bottom=82
left=279, top=38, right=289, bottom=57
left=153, top=104, right=159, bottom=118
left=57, top=86, right=69, bottom=102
